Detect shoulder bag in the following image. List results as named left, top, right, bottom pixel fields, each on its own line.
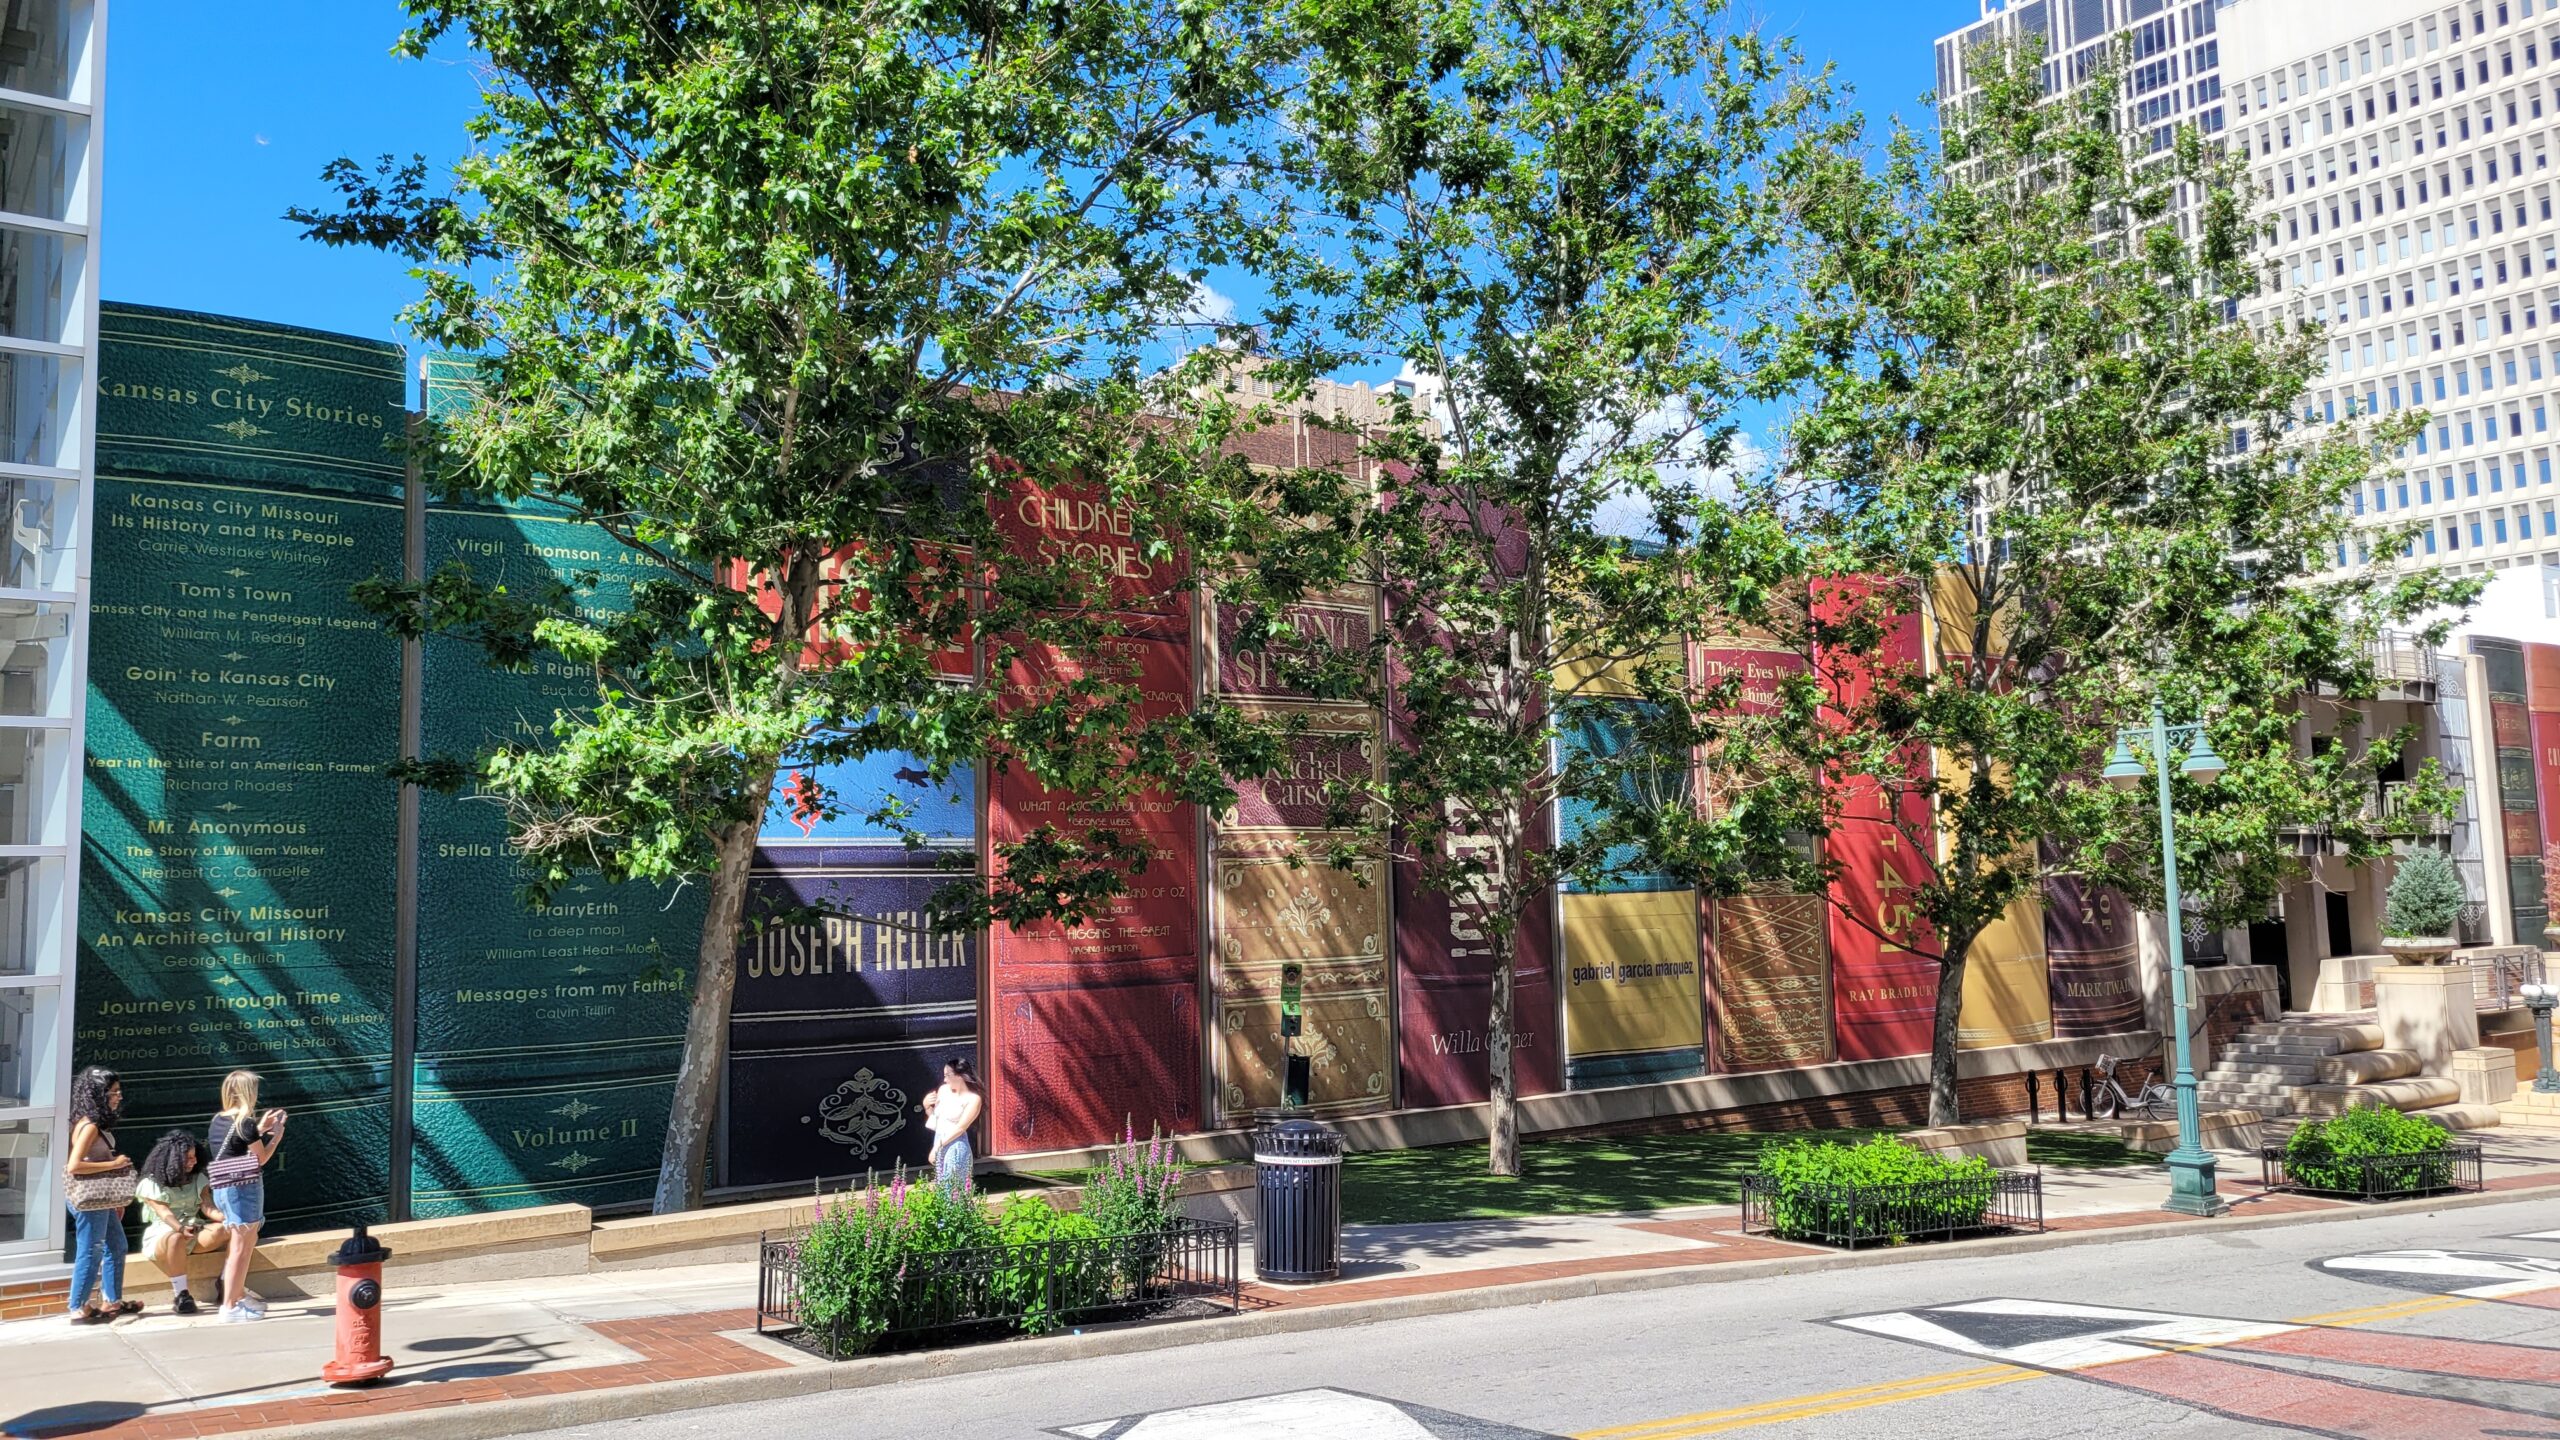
left=65, top=1158, right=135, bottom=1212
left=208, top=1117, right=262, bottom=1188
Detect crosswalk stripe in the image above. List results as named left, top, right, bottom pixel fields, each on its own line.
left=1577, top=1283, right=2532, bottom=1438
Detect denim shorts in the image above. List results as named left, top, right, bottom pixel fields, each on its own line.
left=214, top=1180, right=265, bottom=1227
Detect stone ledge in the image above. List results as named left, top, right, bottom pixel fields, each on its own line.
left=2290, top=1076, right=2462, bottom=1115
left=1897, top=1119, right=2027, bottom=1167
left=2116, top=1108, right=2262, bottom=1154
left=590, top=1197, right=814, bottom=1270
left=2452, top=1046, right=2518, bottom=1107
left=597, top=1162, right=1260, bottom=1265
left=2314, top=1048, right=2419, bottom=1086
left=131, top=1204, right=594, bottom=1299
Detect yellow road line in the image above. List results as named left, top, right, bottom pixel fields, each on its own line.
left=1573, top=1367, right=2025, bottom=1439
left=1575, top=1369, right=2043, bottom=1439
left=1573, top=1290, right=2506, bottom=1439
left=2289, top=1293, right=2479, bottom=1327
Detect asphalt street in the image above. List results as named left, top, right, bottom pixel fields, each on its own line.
left=526, top=1197, right=2560, bottom=1440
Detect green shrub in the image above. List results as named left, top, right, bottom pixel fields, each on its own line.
left=988, top=1193, right=1107, bottom=1332
left=793, top=1169, right=997, bottom=1353
left=794, top=1156, right=1192, bottom=1351
left=2383, top=847, right=2465, bottom=938
left=1753, top=1137, right=2000, bottom=1245
left=2284, top=1103, right=2454, bottom=1195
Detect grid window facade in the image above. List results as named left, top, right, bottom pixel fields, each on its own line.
left=2230, top=0, right=2560, bottom=574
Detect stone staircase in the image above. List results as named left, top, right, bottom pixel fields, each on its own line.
left=2194, top=1017, right=2501, bottom=1132
left=2496, top=1080, right=2560, bottom=1134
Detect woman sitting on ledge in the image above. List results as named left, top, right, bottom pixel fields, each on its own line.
left=137, top=1129, right=231, bottom=1316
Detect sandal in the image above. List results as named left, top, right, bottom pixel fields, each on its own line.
left=69, top=1307, right=110, bottom=1325
left=111, top=1300, right=144, bottom=1318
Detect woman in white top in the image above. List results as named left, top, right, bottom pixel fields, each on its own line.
left=922, top=1056, right=982, bottom=1190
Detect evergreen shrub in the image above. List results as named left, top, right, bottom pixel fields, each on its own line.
left=2383, top=846, right=2465, bottom=938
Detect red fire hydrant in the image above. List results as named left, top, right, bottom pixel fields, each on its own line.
left=321, top=1224, right=395, bottom=1387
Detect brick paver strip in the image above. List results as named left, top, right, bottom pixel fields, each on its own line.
left=18, top=1309, right=788, bottom=1440
left=1240, top=1226, right=1827, bottom=1309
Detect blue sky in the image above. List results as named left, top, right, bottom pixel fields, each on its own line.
left=107, top=0, right=1964, bottom=357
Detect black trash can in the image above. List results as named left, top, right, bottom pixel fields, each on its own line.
left=1252, top=1116, right=1343, bottom=1283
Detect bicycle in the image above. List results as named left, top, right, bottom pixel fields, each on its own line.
left=2087, top=1053, right=2173, bottom=1121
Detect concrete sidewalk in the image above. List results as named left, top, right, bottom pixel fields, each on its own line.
left=10, top=1129, right=2560, bottom=1440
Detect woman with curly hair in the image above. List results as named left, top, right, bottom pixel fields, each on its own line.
left=64, top=1065, right=141, bottom=1324
left=137, top=1130, right=229, bottom=1315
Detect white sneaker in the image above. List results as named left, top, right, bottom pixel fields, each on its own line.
left=221, top=1304, right=262, bottom=1323
left=236, top=1294, right=267, bottom=1316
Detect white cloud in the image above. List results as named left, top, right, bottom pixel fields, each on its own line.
left=1178, top=279, right=1237, bottom=327
left=1588, top=397, right=1767, bottom=541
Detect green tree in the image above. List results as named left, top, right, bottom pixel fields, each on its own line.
left=1775, top=43, right=2476, bottom=1124
left=294, top=0, right=1302, bottom=1211
left=1232, top=0, right=1827, bottom=1174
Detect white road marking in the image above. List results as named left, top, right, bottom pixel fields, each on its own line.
left=1833, top=1298, right=2299, bottom=1372
left=1059, top=1389, right=1444, bottom=1439
left=2317, top=1249, right=2560, bottom=1296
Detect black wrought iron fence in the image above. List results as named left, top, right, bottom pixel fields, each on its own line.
left=2259, top=1141, right=2484, bottom=1200
left=757, top=1216, right=1241, bottom=1357
left=1740, top=1171, right=2045, bottom=1250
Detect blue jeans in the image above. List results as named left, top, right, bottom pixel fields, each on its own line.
left=935, top=1135, right=973, bottom=1190
left=66, top=1206, right=125, bottom=1312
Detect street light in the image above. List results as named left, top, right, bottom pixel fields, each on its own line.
left=2105, top=702, right=2229, bottom=1218
left=2522, top=982, right=2560, bottom=1095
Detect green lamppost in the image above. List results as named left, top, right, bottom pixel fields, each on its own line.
left=2102, top=704, right=2228, bottom=1218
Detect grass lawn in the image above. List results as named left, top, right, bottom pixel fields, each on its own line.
left=1338, top=1129, right=1887, bottom=1224
left=1338, top=1125, right=2164, bottom=1225
left=2025, top=1128, right=2164, bottom=1169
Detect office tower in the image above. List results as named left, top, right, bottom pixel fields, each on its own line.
left=2223, top=0, right=2560, bottom=576
left=1935, top=1, right=2229, bottom=153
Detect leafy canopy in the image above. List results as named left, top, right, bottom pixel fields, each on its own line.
left=296, top=0, right=1310, bottom=926
left=1776, top=40, right=2478, bottom=965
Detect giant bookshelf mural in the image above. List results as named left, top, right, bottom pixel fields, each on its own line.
left=82, top=306, right=409, bottom=1226
left=1206, top=585, right=1393, bottom=1123
left=984, top=479, right=1203, bottom=1152
left=79, top=305, right=2192, bottom=1231
left=2478, top=637, right=2550, bottom=944
left=407, top=357, right=705, bottom=1217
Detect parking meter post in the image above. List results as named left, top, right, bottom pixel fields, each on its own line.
left=1280, top=963, right=1309, bottom=1111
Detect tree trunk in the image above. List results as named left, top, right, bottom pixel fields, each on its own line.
left=1486, top=925, right=1520, bottom=1177
left=1925, top=931, right=1979, bottom=1128
left=648, top=552, right=813, bottom=1214
left=651, top=801, right=771, bottom=1214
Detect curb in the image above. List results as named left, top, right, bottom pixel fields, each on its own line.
left=225, top=1181, right=2560, bottom=1440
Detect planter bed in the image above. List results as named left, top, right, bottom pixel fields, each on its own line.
left=1740, top=1170, right=2045, bottom=1250
left=2258, top=1140, right=2483, bottom=1201
left=756, top=1216, right=1241, bottom=1358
